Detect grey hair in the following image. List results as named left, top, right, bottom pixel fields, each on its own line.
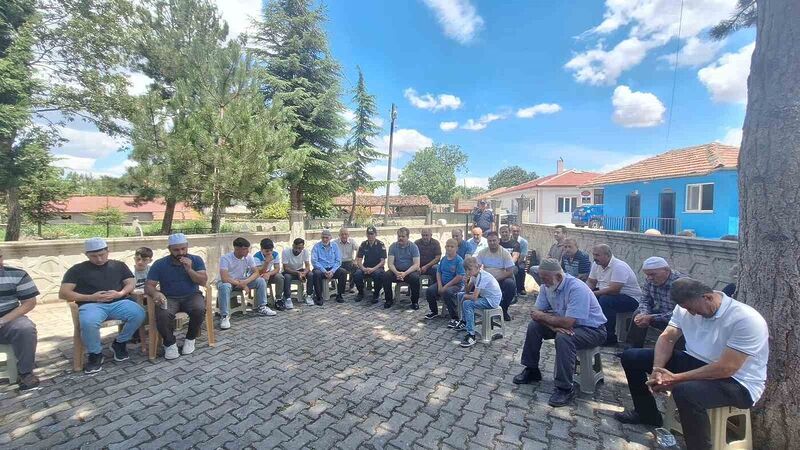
left=670, top=278, right=713, bottom=304
left=592, top=244, right=613, bottom=257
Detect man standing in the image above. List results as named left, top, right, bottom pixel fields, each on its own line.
left=145, top=233, right=208, bottom=360
left=335, top=227, right=358, bottom=292
left=615, top=278, right=768, bottom=450
left=529, top=225, right=567, bottom=286
left=452, top=228, right=474, bottom=259
left=0, top=251, right=41, bottom=390
left=61, top=238, right=146, bottom=373
left=311, top=229, right=346, bottom=304
left=383, top=227, right=421, bottom=309
left=353, top=226, right=386, bottom=303
left=629, top=257, right=686, bottom=348
left=415, top=228, right=442, bottom=279
left=424, top=238, right=465, bottom=325
left=472, top=200, right=494, bottom=233
left=586, top=244, right=642, bottom=345
left=560, top=238, right=591, bottom=281
left=513, top=259, right=607, bottom=407
left=511, top=225, right=529, bottom=295
left=217, top=237, right=275, bottom=330
left=469, top=227, right=489, bottom=255
left=282, top=238, right=314, bottom=305
left=476, top=231, right=517, bottom=322
left=254, top=238, right=289, bottom=310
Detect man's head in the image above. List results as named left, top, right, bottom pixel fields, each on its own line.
left=486, top=231, right=500, bottom=251
left=134, top=247, right=153, bottom=269
left=511, top=225, right=521, bottom=240
left=366, top=225, right=377, bottom=242
left=499, top=225, right=511, bottom=241
left=260, top=238, right=274, bottom=252
left=445, top=238, right=458, bottom=257
left=553, top=225, right=567, bottom=243
left=538, top=258, right=564, bottom=288
left=463, top=256, right=480, bottom=277
left=420, top=228, right=432, bottom=243
left=167, top=233, right=189, bottom=259
left=642, top=256, right=672, bottom=286
left=84, top=237, right=109, bottom=266
left=232, top=237, right=250, bottom=258
left=591, top=244, right=613, bottom=267
left=292, top=238, right=305, bottom=255
left=471, top=227, right=483, bottom=241
left=321, top=229, right=332, bottom=245
left=478, top=200, right=487, bottom=210
left=339, top=227, right=349, bottom=242
left=397, top=227, right=410, bottom=245
left=452, top=228, right=464, bottom=241
left=562, top=238, right=579, bottom=258
left=670, top=278, right=719, bottom=317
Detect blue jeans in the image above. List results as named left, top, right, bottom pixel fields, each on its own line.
left=217, top=278, right=268, bottom=315
left=458, top=293, right=495, bottom=334
left=78, top=300, right=146, bottom=354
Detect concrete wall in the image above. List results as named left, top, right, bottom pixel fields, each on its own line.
left=0, top=225, right=463, bottom=304
left=521, top=223, right=738, bottom=290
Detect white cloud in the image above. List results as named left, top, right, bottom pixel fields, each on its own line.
left=461, top=112, right=506, bottom=131
left=457, top=176, right=489, bottom=188
left=611, top=85, right=666, bottom=128
left=516, top=103, right=563, bottom=118
left=658, top=36, right=724, bottom=68
left=96, top=160, right=138, bottom=177
left=52, top=154, right=96, bottom=173
left=440, top=121, right=459, bottom=131
left=214, top=0, right=261, bottom=39
left=366, top=164, right=403, bottom=195
left=565, top=38, right=653, bottom=86
left=126, top=72, right=153, bottom=96
left=340, top=109, right=356, bottom=124
left=55, top=126, right=127, bottom=158
left=697, top=43, right=754, bottom=104
left=404, top=88, right=462, bottom=111
left=376, top=128, right=433, bottom=155
left=421, top=0, right=484, bottom=44
left=719, top=128, right=743, bottom=146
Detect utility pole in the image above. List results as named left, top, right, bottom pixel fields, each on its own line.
left=383, top=103, right=397, bottom=225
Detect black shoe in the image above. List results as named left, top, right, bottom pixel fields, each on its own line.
left=460, top=333, right=477, bottom=347
left=424, top=312, right=438, bottom=320
left=383, top=301, right=393, bottom=309
left=603, top=337, right=619, bottom=347
left=454, top=320, right=466, bottom=331
left=275, top=298, right=286, bottom=311
left=335, top=294, right=344, bottom=303
left=517, top=291, right=527, bottom=296
left=511, top=296, right=518, bottom=305
left=447, top=319, right=460, bottom=328
left=111, top=340, right=129, bottom=362
left=18, top=373, right=41, bottom=391
left=314, top=297, right=323, bottom=306
left=371, top=296, right=380, bottom=304
left=614, top=409, right=663, bottom=427
left=411, top=303, right=420, bottom=310
left=548, top=387, right=577, bottom=407
left=503, top=313, right=512, bottom=322
left=355, top=293, right=364, bottom=302
left=85, top=353, right=104, bottom=374
left=512, top=367, right=542, bottom=385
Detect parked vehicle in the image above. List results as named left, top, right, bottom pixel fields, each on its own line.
left=572, top=204, right=604, bottom=228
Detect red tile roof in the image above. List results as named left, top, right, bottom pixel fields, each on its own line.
left=332, top=194, right=432, bottom=207
left=61, top=196, right=198, bottom=214
left=587, top=143, right=739, bottom=186
left=477, top=169, right=601, bottom=199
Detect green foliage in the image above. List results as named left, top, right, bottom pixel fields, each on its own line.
left=352, top=206, right=373, bottom=226
left=487, top=166, right=538, bottom=190
left=16, top=139, right=71, bottom=235
left=453, top=185, right=486, bottom=200
left=397, top=144, right=468, bottom=204
left=63, top=172, right=133, bottom=196
left=90, top=206, right=125, bottom=237
left=710, top=0, right=756, bottom=40
left=255, top=200, right=291, bottom=220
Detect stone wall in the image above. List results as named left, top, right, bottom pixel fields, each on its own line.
left=0, top=224, right=462, bottom=304
left=521, top=224, right=738, bottom=290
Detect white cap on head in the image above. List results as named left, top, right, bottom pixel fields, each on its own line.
left=321, top=229, right=332, bottom=237
left=642, top=256, right=669, bottom=270
left=168, top=233, right=188, bottom=247
left=84, top=237, right=108, bottom=253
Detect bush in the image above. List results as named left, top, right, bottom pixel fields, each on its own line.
left=255, top=200, right=290, bottom=220
left=353, top=206, right=374, bottom=226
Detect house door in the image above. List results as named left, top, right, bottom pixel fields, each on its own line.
left=625, top=193, right=641, bottom=232
left=659, top=192, right=676, bottom=235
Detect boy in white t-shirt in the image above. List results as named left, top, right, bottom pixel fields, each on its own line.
left=456, top=256, right=502, bottom=348
left=281, top=238, right=314, bottom=305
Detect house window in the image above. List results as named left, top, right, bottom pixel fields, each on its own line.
left=593, top=189, right=604, bottom=205
left=686, top=183, right=714, bottom=212
left=60, top=215, right=72, bottom=220
left=557, top=197, right=578, bottom=213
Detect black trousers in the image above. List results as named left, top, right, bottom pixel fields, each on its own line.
left=498, top=277, right=517, bottom=316
left=621, top=349, right=753, bottom=450
left=515, top=263, right=526, bottom=293
left=340, top=261, right=356, bottom=288
left=156, top=293, right=206, bottom=347
left=353, top=267, right=384, bottom=297
left=312, top=267, right=347, bottom=299
left=383, top=270, right=421, bottom=304
left=627, top=320, right=686, bottom=350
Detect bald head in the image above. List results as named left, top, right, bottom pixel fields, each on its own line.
left=471, top=227, right=483, bottom=240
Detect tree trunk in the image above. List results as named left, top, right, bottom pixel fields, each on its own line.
left=289, top=184, right=303, bottom=211
left=4, top=186, right=22, bottom=242
left=160, top=198, right=177, bottom=235
left=741, top=2, right=800, bottom=448
left=347, top=190, right=356, bottom=226
left=210, top=192, right=222, bottom=234
left=37, top=221, right=42, bottom=237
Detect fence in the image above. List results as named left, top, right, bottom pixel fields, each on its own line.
left=601, top=216, right=680, bottom=235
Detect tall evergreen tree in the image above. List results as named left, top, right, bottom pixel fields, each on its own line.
left=251, top=0, right=346, bottom=217
left=13, top=135, right=70, bottom=237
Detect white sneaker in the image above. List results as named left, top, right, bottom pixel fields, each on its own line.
left=220, top=315, right=231, bottom=330
left=284, top=297, right=294, bottom=310
left=305, top=295, right=314, bottom=305
left=182, top=339, right=196, bottom=355
left=164, top=343, right=180, bottom=360
left=258, top=305, right=277, bottom=316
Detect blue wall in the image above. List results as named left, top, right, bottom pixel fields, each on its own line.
left=601, top=170, right=739, bottom=238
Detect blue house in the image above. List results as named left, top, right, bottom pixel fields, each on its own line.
left=586, top=143, right=739, bottom=238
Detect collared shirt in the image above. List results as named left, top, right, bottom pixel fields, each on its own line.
left=535, top=274, right=607, bottom=328
left=473, top=208, right=494, bottom=232
left=254, top=250, right=281, bottom=272
left=469, top=237, right=488, bottom=255
left=670, top=292, right=769, bottom=403
left=415, top=238, right=442, bottom=267
left=438, top=255, right=465, bottom=286
left=476, top=247, right=515, bottom=280
left=561, top=250, right=591, bottom=278
left=547, top=241, right=566, bottom=261
left=311, top=241, right=341, bottom=271
left=357, top=239, right=387, bottom=268
left=220, top=252, right=258, bottom=280
left=388, top=241, right=420, bottom=272
left=335, top=238, right=357, bottom=263
left=515, top=236, right=529, bottom=264
left=147, top=255, right=206, bottom=297
left=0, top=265, right=39, bottom=315
left=637, top=270, right=687, bottom=322
left=589, top=257, right=643, bottom=301
left=456, top=239, right=473, bottom=259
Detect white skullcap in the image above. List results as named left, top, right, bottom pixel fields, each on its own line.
left=642, top=256, right=669, bottom=270
left=84, top=237, right=108, bottom=253
left=321, top=229, right=332, bottom=237
left=168, top=233, right=188, bottom=246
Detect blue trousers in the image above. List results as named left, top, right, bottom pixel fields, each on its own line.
left=217, top=278, right=268, bottom=316
left=459, top=294, right=495, bottom=334
left=78, top=300, right=146, bottom=354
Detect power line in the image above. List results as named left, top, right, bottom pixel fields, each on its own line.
left=665, top=0, right=685, bottom=147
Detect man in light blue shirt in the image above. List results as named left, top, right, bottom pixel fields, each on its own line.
left=311, top=229, right=346, bottom=305
left=513, top=258, right=607, bottom=408
left=511, top=225, right=529, bottom=295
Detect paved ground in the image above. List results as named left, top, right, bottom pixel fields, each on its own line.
left=0, top=292, right=664, bottom=449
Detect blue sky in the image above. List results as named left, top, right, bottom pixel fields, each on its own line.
left=51, top=0, right=755, bottom=192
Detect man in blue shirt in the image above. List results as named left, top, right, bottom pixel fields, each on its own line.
left=513, top=258, right=607, bottom=407
left=452, top=228, right=475, bottom=258
left=146, top=233, right=208, bottom=360
left=311, top=229, right=346, bottom=305
left=383, top=227, right=421, bottom=309
left=472, top=200, right=494, bottom=233
left=425, top=238, right=465, bottom=326
left=511, top=225, right=529, bottom=295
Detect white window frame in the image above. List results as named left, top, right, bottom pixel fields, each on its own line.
left=557, top=196, right=578, bottom=213
left=685, top=183, right=714, bottom=213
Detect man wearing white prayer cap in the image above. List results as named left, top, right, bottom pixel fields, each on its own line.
left=145, top=233, right=209, bottom=360
left=629, top=256, right=687, bottom=347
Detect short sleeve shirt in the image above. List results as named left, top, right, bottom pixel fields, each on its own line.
left=535, top=274, right=607, bottom=328
left=254, top=250, right=281, bottom=272
left=561, top=250, right=592, bottom=278
left=499, top=239, right=521, bottom=256
left=474, top=270, right=502, bottom=308
left=335, top=239, right=357, bottom=263
left=388, top=242, right=420, bottom=272
left=0, top=266, right=40, bottom=314
left=357, top=239, right=387, bottom=268
left=457, top=239, right=473, bottom=259
left=415, top=238, right=442, bottom=267
left=281, top=248, right=310, bottom=271
left=62, top=260, right=135, bottom=303
left=438, top=255, right=465, bottom=286
left=133, top=266, right=150, bottom=289
left=589, top=257, right=642, bottom=301
left=147, top=254, right=206, bottom=297
left=220, top=252, right=258, bottom=280
left=669, top=293, right=769, bottom=403
left=473, top=209, right=494, bottom=232
left=476, top=247, right=515, bottom=279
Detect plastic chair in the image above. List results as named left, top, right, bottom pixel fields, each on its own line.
left=0, top=344, right=18, bottom=384
left=663, top=396, right=752, bottom=450
left=616, top=311, right=635, bottom=343
left=478, top=307, right=505, bottom=344
left=574, top=347, right=604, bottom=394
left=146, top=285, right=216, bottom=361
left=321, top=278, right=339, bottom=300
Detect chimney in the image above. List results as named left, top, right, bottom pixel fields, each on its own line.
left=556, top=157, right=565, bottom=174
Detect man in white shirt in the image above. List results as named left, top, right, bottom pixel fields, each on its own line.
left=615, top=278, right=768, bottom=450
left=469, top=227, right=489, bottom=255
left=335, top=227, right=358, bottom=292
left=476, top=231, right=517, bottom=322
left=586, top=244, right=642, bottom=345
left=217, top=237, right=275, bottom=330
left=282, top=238, right=314, bottom=305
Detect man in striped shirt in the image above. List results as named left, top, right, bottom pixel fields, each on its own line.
left=0, top=251, right=40, bottom=391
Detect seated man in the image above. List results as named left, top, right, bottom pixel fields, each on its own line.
left=335, top=227, right=357, bottom=292
left=511, top=225, right=529, bottom=295
left=587, top=244, right=642, bottom=345
left=630, top=257, right=686, bottom=348
left=282, top=238, right=314, bottom=305
left=615, top=278, right=768, bottom=450
left=513, top=259, right=607, bottom=407
left=0, top=250, right=41, bottom=390
left=560, top=238, right=591, bottom=281
left=217, top=237, right=275, bottom=330
left=254, top=238, right=289, bottom=310
left=60, top=238, right=146, bottom=373
left=145, top=233, right=208, bottom=360
left=468, top=227, right=488, bottom=255
left=498, top=225, right=521, bottom=266
left=529, top=225, right=567, bottom=286
left=311, top=229, right=346, bottom=305
left=415, top=228, right=442, bottom=279
left=353, top=226, right=386, bottom=303
left=425, top=238, right=465, bottom=325
left=476, top=231, right=517, bottom=321
left=383, top=227, right=421, bottom=309
left=452, top=228, right=474, bottom=259
left=457, top=256, right=502, bottom=348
